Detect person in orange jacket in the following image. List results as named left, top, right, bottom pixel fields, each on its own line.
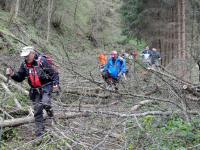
left=98, top=52, right=108, bottom=72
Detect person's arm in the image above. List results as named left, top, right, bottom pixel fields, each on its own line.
left=121, top=59, right=127, bottom=74
left=119, top=59, right=127, bottom=80
left=11, top=63, right=27, bottom=82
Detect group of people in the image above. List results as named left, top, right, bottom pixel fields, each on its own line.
left=98, top=47, right=161, bottom=89
left=141, top=46, right=161, bottom=69
left=98, top=51, right=128, bottom=90
left=4, top=45, right=161, bottom=141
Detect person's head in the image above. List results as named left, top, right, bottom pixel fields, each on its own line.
left=111, top=50, right=118, bottom=59
left=152, top=48, right=157, bottom=51
left=20, top=46, right=36, bottom=64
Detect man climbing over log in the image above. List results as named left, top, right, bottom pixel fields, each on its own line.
left=102, top=50, right=127, bottom=90
left=6, top=46, right=60, bottom=139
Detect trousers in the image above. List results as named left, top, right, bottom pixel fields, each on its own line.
left=29, top=84, right=53, bottom=137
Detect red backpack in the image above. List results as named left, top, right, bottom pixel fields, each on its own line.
left=38, top=54, right=60, bottom=73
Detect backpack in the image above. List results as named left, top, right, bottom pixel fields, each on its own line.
left=38, top=54, right=60, bottom=73
left=25, top=53, right=59, bottom=88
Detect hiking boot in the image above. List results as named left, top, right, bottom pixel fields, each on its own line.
left=32, top=134, right=44, bottom=146
left=46, top=108, right=54, bottom=118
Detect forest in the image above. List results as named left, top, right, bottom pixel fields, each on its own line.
left=0, top=0, right=200, bottom=149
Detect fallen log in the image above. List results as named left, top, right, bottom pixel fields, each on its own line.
left=1, top=109, right=199, bottom=128
left=0, top=112, right=89, bottom=127
left=131, top=100, right=158, bottom=111
left=70, top=109, right=200, bottom=117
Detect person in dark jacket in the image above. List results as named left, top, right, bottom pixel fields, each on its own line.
left=6, top=46, right=60, bottom=138
left=151, top=48, right=161, bottom=69
left=141, top=46, right=152, bottom=68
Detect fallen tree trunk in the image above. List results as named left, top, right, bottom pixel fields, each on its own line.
left=0, top=112, right=89, bottom=127
left=131, top=100, right=158, bottom=111
left=1, top=108, right=199, bottom=128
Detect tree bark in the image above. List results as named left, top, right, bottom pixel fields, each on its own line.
left=14, top=0, right=20, bottom=19
left=46, top=0, right=53, bottom=42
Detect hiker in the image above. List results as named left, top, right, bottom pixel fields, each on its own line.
left=102, top=50, right=127, bottom=89
left=141, top=46, right=152, bottom=68
left=132, top=50, right=139, bottom=61
left=151, top=48, right=161, bottom=69
left=121, top=52, right=129, bottom=76
left=6, top=46, right=60, bottom=138
left=98, top=52, right=107, bottom=72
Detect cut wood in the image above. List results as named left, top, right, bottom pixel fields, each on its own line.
left=131, top=100, right=158, bottom=111
left=0, top=112, right=89, bottom=127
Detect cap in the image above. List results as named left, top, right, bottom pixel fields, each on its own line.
left=20, top=46, right=34, bottom=57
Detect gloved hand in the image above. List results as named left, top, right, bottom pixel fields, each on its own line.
left=6, top=67, right=14, bottom=77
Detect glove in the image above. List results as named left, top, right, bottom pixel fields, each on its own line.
left=6, top=67, right=14, bottom=77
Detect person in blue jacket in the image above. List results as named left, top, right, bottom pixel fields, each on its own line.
left=102, top=50, right=127, bottom=86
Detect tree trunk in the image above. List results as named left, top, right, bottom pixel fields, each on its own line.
left=14, top=0, right=20, bottom=19
left=46, top=0, right=53, bottom=42
left=177, top=0, right=186, bottom=59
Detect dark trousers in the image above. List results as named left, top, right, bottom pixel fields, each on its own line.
left=102, top=71, right=119, bottom=87
left=29, top=85, right=53, bottom=137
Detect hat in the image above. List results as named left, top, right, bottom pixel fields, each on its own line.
left=20, top=46, right=34, bottom=57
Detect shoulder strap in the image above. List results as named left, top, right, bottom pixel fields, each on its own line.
left=37, top=56, right=42, bottom=66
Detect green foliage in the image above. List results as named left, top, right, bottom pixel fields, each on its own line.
left=143, top=115, right=154, bottom=129
left=129, top=143, right=133, bottom=150
left=1, top=128, right=18, bottom=142
left=121, top=0, right=146, bottom=41
left=125, top=115, right=200, bottom=149
left=15, top=93, right=29, bottom=106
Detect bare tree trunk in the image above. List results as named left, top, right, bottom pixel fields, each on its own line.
left=181, top=0, right=186, bottom=59
left=14, top=0, right=20, bottom=19
left=46, top=0, right=53, bottom=42
left=178, top=0, right=181, bottom=59
left=177, top=0, right=187, bottom=77
left=177, top=0, right=186, bottom=59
